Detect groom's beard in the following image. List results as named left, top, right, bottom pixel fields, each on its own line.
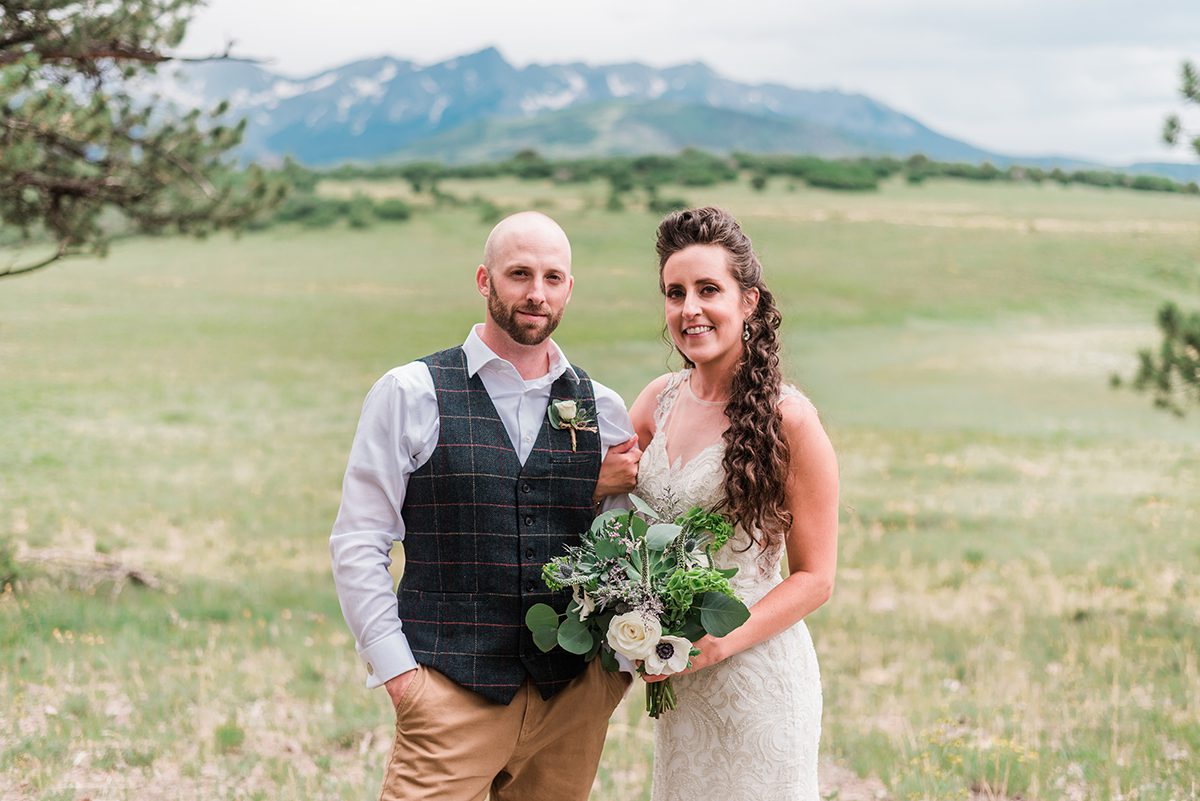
left=487, top=286, right=563, bottom=346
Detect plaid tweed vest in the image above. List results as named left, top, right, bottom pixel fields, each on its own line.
left=398, top=346, right=601, bottom=705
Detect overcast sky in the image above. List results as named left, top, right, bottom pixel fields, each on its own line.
left=181, top=0, right=1200, bottom=165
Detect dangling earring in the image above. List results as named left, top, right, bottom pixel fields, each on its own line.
left=742, top=321, right=751, bottom=341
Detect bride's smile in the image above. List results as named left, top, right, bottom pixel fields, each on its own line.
left=662, top=243, right=759, bottom=376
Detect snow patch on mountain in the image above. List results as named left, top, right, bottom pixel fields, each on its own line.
left=520, top=71, right=586, bottom=114
left=606, top=74, right=635, bottom=97
left=429, top=95, right=451, bottom=124
left=273, top=74, right=337, bottom=102
left=348, top=63, right=397, bottom=103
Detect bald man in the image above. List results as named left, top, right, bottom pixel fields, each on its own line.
left=330, top=212, right=641, bottom=801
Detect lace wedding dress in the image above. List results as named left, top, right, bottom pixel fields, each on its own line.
left=636, top=370, right=822, bottom=801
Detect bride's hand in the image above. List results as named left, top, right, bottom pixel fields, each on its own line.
left=641, top=634, right=727, bottom=683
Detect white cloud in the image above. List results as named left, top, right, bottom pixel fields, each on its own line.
left=180, top=0, right=1200, bottom=164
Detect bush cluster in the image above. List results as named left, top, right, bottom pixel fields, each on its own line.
left=261, top=193, right=412, bottom=230
left=258, top=149, right=1198, bottom=229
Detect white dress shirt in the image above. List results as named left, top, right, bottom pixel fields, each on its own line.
left=330, top=325, right=635, bottom=687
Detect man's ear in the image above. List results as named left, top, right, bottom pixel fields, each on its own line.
left=475, top=264, right=489, bottom=299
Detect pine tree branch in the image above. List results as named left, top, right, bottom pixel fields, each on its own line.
left=0, top=240, right=71, bottom=279
left=0, top=44, right=166, bottom=66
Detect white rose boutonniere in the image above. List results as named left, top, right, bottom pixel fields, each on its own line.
left=547, top=398, right=597, bottom=451
left=555, top=399, right=577, bottom=421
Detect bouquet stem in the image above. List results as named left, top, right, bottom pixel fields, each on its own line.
left=646, top=678, right=678, bottom=718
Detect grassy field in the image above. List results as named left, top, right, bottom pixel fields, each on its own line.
left=2, top=176, right=1199, bottom=800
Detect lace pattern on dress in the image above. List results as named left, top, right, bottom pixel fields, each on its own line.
left=636, top=369, right=823, bottom=801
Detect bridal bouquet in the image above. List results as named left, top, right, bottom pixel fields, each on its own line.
left=525, top=495, right=750, bottom=717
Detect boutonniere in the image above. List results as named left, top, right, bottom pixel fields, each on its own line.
left=547, top=399, right=598, bottom=452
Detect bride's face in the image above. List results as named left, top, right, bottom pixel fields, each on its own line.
left=662, top=244, right=758, bottom=369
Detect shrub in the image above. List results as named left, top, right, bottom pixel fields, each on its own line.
left=648, top=195, right=690, bottom=215
left=374, top=199, right=412, bottom=221
left=804, top=162, right=879, bottom=191
left=214, top=717, right=245, bottom=753
left=346, top=195, right=376, bottom=229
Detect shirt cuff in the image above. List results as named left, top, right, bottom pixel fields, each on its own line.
left=598, top=493, right=631, bottom=512
left=357, top=633, right=419, bottom=688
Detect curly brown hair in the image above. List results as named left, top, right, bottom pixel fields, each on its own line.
left=655, top=206, right=792, bottom=556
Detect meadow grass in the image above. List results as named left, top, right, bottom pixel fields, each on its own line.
left=1, top=176, right=1199, bottom=800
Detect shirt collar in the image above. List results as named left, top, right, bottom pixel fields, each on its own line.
left=462, top=324, right=578, bottom=383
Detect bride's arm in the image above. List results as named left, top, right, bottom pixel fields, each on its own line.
left=646, top=396, right=839, bottom=678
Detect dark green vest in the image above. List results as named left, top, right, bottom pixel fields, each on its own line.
left=399, top=347, right=601, bottom=704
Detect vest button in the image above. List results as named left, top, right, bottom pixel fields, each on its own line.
left=524, top=515, right=534, bottom=526
left=525, top=580, right=537, bottom=592
left=525, top=547, right=535, bottom=559
left=521, top=483, right=531, bottom=494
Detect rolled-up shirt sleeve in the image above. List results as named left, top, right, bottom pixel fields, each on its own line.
left=329, top=364, right=437, bottom=687
left=592, top=380, right=636, bottom=511
left=592, top=380, right=634, bottom=456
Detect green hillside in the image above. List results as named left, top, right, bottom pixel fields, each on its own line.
left=389, top=100, right=874, bottom=164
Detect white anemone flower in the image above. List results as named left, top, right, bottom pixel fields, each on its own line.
left=643, top=635, right=692, bottom=675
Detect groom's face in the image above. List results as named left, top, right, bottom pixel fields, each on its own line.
left=479, top=228, right=573, bottom=347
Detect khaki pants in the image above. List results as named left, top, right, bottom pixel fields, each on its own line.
left=380, top=660, right=631, bottom=801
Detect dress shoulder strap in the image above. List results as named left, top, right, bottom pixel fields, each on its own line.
left=652, top=369, right=691, bottom=433
left=778, top=383, right=818, bottom=416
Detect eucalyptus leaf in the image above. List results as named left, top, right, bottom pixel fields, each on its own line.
left=590, top=508, right=626, bottom=535
left=628, top=493, right=657, bottom=518
left=547, top=403, right=562, bottom=428
left=586, top=634, right=602, bottom=661
left=525, top=603, right=560, bottom=631
left=631, top=515, right=649, bottom=539
left=557, top=615, right=595, bottom=655
left=645, top=522, right=683, bottom=551
left=679, top=609, right=706, bottom=641
left=532, top=626, right=560, bottom=652
left=599, top=645, right=619, bottom=672
left=698, top=591, right=751, bottom=637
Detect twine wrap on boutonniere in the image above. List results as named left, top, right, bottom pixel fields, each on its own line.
left=547, top=399, right=598, bottom=452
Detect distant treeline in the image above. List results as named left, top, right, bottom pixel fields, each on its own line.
left=253, top=149, right=1198, bottom=230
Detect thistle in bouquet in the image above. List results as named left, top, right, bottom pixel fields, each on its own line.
left=524, top=494, right=751, bottom=717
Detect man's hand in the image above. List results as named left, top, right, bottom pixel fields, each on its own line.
left=384, top=667, right=420, bottom=709
left=594, top=436, right=641, bottom=502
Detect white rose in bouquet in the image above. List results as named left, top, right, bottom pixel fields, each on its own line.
left=606, top=611, right=661, bottom=660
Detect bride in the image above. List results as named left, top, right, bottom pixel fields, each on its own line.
left=630, top=206, right=839, bottom=801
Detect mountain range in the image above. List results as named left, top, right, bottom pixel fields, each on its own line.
left=155, top=47, right=1197, bottom=179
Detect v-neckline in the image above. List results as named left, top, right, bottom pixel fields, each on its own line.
left=659, top=435, right=723, bottom=475
left=656, top=369, right=727, bottom=473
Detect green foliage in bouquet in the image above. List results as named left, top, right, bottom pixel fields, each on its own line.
left=526, top=494, right=751, bottom=717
